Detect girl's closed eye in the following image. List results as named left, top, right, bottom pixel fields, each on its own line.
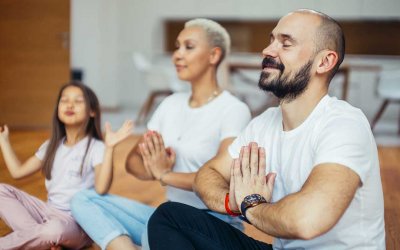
left=60, top=97, right=68, bottom=103
left=74, top=98, right=85, bottom=104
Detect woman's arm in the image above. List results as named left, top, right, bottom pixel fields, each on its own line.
left=143, top=132, right=235, bottom=192
left=125, top=133, right=155, bottom=180
left=94, top=121, right=133, bottom=194
left=0, top=125, right=42, bottom=179
left=156, top=171, right=196, bottom=191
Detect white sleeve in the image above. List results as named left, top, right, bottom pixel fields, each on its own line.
left=90, top=140, right=105, bottom=168
left=313, top=116, right=374, bottom=184
left=220, top=103, right=251, bottom=140
left=35, top=140, right=50, bottom=161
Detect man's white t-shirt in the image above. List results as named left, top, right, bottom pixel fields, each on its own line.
left=148, top=91, right=251, bottom=209
left=36, top=137, right=105, bottom=211
left=229, top=95, right=385, bottom=250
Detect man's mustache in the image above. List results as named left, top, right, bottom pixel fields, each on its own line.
left=262, top=57, right=285, bottom=72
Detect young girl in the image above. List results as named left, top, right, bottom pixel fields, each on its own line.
left=0, top=81, right=133, bottom=250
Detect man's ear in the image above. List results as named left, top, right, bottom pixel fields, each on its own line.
left=316, top=50, right=339, bottom=75
left=209, top=47, right=222, bottom=65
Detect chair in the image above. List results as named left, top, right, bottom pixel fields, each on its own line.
left=132, top=52, right=187, bottom=125
left=371, top=69, right=400, bottom=135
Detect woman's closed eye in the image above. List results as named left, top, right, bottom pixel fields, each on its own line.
left=185, top=44, right=194, bottom=50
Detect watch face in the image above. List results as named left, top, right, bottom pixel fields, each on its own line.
left=244, top=194, right=266, bottom=208
left=240, top=194, right=268, bottom=220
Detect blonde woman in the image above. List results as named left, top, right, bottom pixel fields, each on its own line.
left=71, top=18, right=251, bottom=250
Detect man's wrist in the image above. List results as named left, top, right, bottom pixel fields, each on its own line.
left=240, top=194, right=268, bottom=223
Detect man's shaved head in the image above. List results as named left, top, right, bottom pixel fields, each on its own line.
left=294, top=9, right=345, bottom=80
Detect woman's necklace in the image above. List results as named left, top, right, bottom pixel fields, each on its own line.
left=189, top=89, right=221, bottom=108
left=178, top=89, right=221, bottom=141
left=205, top=89, right=220, bottom=103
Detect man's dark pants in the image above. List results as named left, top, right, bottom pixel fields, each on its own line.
left=148, top=202, right=273, bottom=250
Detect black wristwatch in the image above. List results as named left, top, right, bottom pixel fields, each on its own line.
left=240, top=194, right=267, bottom=223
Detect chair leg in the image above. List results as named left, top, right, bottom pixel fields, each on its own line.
left=398, top=106, right=400, bottom=135
left=136, top=95, right=154, bottom=125
left=371, top=99, right=389, bottom=132
left=135, top=90, right=173, bottom=125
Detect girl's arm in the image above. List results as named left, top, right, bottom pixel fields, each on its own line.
left=0, top=125, right=42, bottom=179
left=94, top=120, right=134, bottom=195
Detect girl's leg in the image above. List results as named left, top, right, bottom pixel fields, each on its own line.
left=71, top=189, right=155, bottom=250
left=0, top=214, right=91, bottom=250
left=45, top=208, right=92, bottom=249
left=0, top=184, right=48, bottom=231
left=0, top=184, right=91, bottom=250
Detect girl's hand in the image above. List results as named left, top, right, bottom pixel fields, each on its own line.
left=0, top=125, right=10, bottom=144
left=104, top=120, right=134, bottom=148
left=139, top=131, right=176, bottom=180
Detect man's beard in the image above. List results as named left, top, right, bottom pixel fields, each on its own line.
left=258, top=58, right=312, bottom=102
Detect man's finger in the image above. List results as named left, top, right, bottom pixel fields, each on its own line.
left=249, top=142, right=259, bottom=176
left=258, top=147, right=267, bottom=179
left=241, top=146, right=250, bottom=179
left=266, top=172, right=277, bottom=192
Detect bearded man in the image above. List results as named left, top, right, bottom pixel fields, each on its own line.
left=147, top=9, right=385, bottom=250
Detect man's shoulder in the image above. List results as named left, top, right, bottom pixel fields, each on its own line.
left=312, top=97, right=373, bottom=143
left=321, top=97, right=367, bottom=124
left=254, top=106, right=281, bottom=121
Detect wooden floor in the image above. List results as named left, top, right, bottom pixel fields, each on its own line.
left=0, top=130, right=399, bottom=249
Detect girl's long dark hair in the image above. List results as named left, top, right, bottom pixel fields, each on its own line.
left=42, top=81, right=103, bottom=180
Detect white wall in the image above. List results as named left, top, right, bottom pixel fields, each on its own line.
left=71, top=0, right=400, bottom=122
left=71, top=0, right=119, bottom=107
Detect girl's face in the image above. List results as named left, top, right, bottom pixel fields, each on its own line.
left=172, top=26, right=214, bottom=82
left=57, top=86, right=89, bottom=127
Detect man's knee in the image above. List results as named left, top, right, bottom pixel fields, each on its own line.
left=149, top=202, right=179, bottom=227
left=149, top=202, right=199, bottom=229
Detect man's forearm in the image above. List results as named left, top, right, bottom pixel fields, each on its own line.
left=246, top=194, right=306, bottom=239
left=194, top=166, right=229, bottom=213
left=245, top=188, right=344, bottom=240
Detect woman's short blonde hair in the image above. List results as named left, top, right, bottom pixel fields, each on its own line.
left=185, top=18, right=231, bottom=66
